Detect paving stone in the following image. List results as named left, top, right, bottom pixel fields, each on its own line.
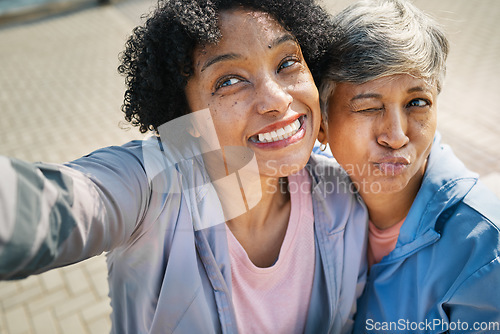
left=2, top=284, right=44, bottom=310
left=16, top=276, right=42, bottom=293
left=0, top=313, right=7, bottom=333
left=31, top=309, right=59, bottom=334
left=58, top=314, right=87, bottom=334
left=53, top=291, right=96, bottom=319
left=63, top=266, right=91, bottom=296
left=4, top=306, right=31, bottom=334
left=27, top=289, right=70, bottom=315
left=0, top=281, right=19, bottom=303
left=39, top=268, right=65, bottom=291
left=87, top=316, right=111, bottom=334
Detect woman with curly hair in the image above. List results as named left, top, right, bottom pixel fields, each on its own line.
left=0, top=0, right=368, bottom=333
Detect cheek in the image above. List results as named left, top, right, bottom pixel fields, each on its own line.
left=328, top=123, right=355, bottom=159
left=328, top=114, right=364, bottom=148
left=412, top=112, right=437, bottom=149
left=301, top=80, right=320, bottom=103
left=416, top=110, right=437, bottom=130
left=292, top=72, right=320, bottom=106
left=328, top=116, right=372, bottom=170
left=210, top=103, right=251, bottom=145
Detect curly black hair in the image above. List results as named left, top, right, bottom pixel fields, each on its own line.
left=118, top=0, right=334, bottom=133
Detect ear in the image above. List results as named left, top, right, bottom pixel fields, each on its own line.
left=317, top=118, right=328, bottom=145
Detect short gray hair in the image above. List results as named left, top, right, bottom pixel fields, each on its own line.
left=319, top=0, right=449, bottom=121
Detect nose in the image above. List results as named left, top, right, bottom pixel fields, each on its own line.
left=255, top=75, right=293, bottom=114
left=376, top=106, right=410, bottom=149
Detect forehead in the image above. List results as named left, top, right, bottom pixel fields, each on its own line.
left=220, top=8, right=281, bottom=29
left=335, top=74, right=437, bottom=96
left=192, top=8, right=290, bottom=62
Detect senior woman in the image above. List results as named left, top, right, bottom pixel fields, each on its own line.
left=0, top=0, right=368, bottom=333
left=317, top=0, right=500, bottom=332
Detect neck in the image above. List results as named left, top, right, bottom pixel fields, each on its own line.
left=225, top=175, right=292, bottom=268
left=363, top=194, right=413, bottom=230
left=227, top=175, right=290, bottom=231
left=361, top=173, right=423, bottom=230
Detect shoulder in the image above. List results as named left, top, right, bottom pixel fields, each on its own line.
left=307, top=153, right=362, bottom=206
left=443, top=181, right=500, bottom=246
left=461, top=181, right=500, bottom=228
left=307, top=153, right=368, bottom=232
left=441, top=181, right=500, bottom=244
left=307, top=152, right=352, bottom=187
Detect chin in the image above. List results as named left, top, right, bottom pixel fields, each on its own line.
left=257, top=146, right=312, bottom=177
left=370, top=179, right=411, bottom=195
left=257, top=157, right=308, bottom=178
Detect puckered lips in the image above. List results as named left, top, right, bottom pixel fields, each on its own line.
left=249, top=115, right=306, bottom=149
left=372, top=155, right=411, bottom=176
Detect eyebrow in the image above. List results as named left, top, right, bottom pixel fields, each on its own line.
left=272, top=33, right=298, bottom=48
left=351, top=93, right=381, bottom=101
left=350, top=86, right=430, bottom=101
left=201, top=53, right=240, bottom=72
left=407, top=86, right=429, bottom=93
left=200, top=33, right=298, bottom=72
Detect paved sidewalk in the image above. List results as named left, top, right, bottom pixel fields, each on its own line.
left=0, top=0, right=499, bottom=333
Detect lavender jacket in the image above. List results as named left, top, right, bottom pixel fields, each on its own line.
left=0, top=136, right=368, bottom=333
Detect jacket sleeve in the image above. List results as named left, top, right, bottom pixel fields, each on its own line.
left=0, top=142, right=150, bottom=280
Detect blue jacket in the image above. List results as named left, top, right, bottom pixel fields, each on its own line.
left=353, top=135, right=500, bottom=333
left=0, top=137, right=368, bottom=334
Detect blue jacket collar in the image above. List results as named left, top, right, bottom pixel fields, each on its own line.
left=395, top=133, right=479, bottom=252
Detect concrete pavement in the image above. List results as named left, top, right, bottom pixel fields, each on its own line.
left=0, top=0, right=499, bottom=333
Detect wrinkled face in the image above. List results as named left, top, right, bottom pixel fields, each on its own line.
left=326, top=74, right=437, bottom=195
left=185, top=9, right=321, bottom=178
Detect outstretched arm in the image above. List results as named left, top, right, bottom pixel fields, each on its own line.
left=0, top=141, right=150, bottom=280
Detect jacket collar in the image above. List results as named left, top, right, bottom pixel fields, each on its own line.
left=396, top=133, right=479, bottom=248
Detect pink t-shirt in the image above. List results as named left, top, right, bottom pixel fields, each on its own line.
left=367, top=218, right=405, bottom=267
left=226, top=169, right=315, bottom=334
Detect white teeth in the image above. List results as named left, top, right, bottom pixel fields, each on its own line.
left=254, top=118, right=302, bottom=143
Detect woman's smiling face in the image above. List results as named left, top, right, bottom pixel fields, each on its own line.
left=185, top=8, right=321, bottom=178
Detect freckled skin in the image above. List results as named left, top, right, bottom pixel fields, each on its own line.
left=324, top=74, right=438, bottom=227
left=326, top=74, right=437, bottom=196
left=185, top=9, right=321, bottom=177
